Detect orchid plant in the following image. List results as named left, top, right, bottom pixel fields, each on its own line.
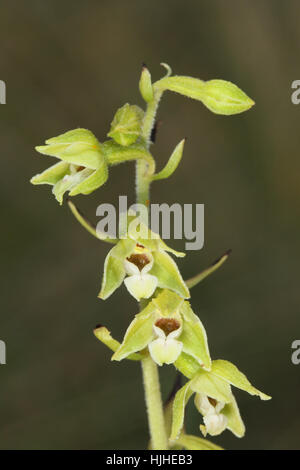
left=31, top=63, right=271, bottom=450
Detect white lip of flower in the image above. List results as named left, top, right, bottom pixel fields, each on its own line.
left=123, top=252, right=158, bottom=301
left=148, top=320, right=183, bottom=366
left=195, top=393, right=228, bottom=437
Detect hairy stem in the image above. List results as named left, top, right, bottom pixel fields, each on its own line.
left=141, top=354, right=168, bottom=450
left=137, top=93, right=168, bottom=450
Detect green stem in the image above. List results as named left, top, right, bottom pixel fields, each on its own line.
left=141, top=354, right=168, bottom=450
left=137, top=92, right=168, bottom=450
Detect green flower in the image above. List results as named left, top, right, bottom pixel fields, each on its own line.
left=112, top=290, right=211, bottom=370
left=99, top=218, right=190, bottom=301
left=171, top=358, right=271, bottom=440
left=31, top=129, right=108, bottom=204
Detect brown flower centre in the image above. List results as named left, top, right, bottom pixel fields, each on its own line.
left=208, top=397, right=218, bottom=407
left=155, top=318, right=180, bottom=336
left=126, top=253, right=151, bottom=271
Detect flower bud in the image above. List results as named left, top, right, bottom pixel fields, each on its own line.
left=107, top=103, right=144, bottom=146
left=201, top=80, right=255, bottom=115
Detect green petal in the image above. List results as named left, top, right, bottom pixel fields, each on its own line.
left=69, top=160, right=108, bottom=196
left=30, top=161, right=69, bottom=186
left=150, top=251, right=190, bottom=299
left=176, top=434, right=223, bottom=450
left=52, top=168, right=93, bottom=205
left=170, top=382, right=193, bottom=440
left=211, top=360, right=271, bottom=400
left=179, top=302, right=211, bottom=370
left=112, top=303, right=157, bottom=361
left=98, top=239, right=135, bottom=300
left=93, top=325, right=143, bottom=361
left=60, top=143, right=105, bottom=169
left=222, top=393, right=245, bottom=438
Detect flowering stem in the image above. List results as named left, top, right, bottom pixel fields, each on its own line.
left=141, top=354, right=168, bottom=450
left=137, top=93, right=168, bottom=450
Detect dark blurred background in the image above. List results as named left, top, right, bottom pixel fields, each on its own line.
left=0, top=0, right=299, bottom=450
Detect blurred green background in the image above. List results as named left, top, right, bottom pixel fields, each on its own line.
left=1, top=0, right=300, bottom=450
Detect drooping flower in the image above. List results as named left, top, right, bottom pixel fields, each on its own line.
left=31, top=129, right=108, bottom=204
left=112, top=289, right=211, bottom=370
left=171, top=358, right=271, bottom=440
left=98, top=219, right=190, bottom=301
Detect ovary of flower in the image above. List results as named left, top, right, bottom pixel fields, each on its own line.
left=148, top=321, right=183, bottom=366
left=195, top=393, right=228, bottom=437
left=123, top=254, right=158, bottom=301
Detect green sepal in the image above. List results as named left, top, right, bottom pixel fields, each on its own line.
left=67, top=200, right=117, bottom=244
left=175, top=434, right=223, bottom=450
left=150, top=251, right=190, bottom=299
left=152, top=289, right=184, bottom=317
left=179, top=302, right=211, bottom=370
left=139, top=65, right=154, bottom=102
left=69, top=159, right=108, bottom=196
left=46, top=128, right=99, bottom=145
left=152, top=139, right=185, bottom=181
left=200, top=80, right=255, bottom=115
left=211, top=360, right=271, bottom=400
left=30, top=161, right=69, bottom=186
left=222, top=393, right=245, bottom=438
left=36, top=128, right=104, bottom=170
left=107, top=103, right=144, bottom=146
left=190, top=369, right=232, bottom=404
left=93, top=325, right=143, bottom=361
left=98, top=239, right=136, bottom=300
left=174, top=352, right=201, bottom=379
left=186, top=250, right=231, bottom=289
left=170, top=381, right=193, bottom=440
left=112, top=303, right=157, bottom=361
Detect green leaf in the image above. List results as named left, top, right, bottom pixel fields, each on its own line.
left=170, top=382, right=193, bottom=440
left=139, top=65, right=154, bottom=103
left=201, top=80, right=255, bottom=115
left=222, top=393, right=245, bottom=438
left=107, top=103, right=144, bottom=146
left=67, top=200, right=117, bottom=243
left=98, top=239, right=136, bottom=300
left=176, top=434, right=223, bottom=450
left=179, top=302, right=211, bottom=370
left=112, top=303, right=157, bottom=361
left=152, top=139, right=185, bottom=181
left=186, top=250, right=231, bottom=289
left=211, top=360, right=271, bottom=400
left=93, top=325, right=143, bottom=361
left=150, top=251, right=190, bottom=299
